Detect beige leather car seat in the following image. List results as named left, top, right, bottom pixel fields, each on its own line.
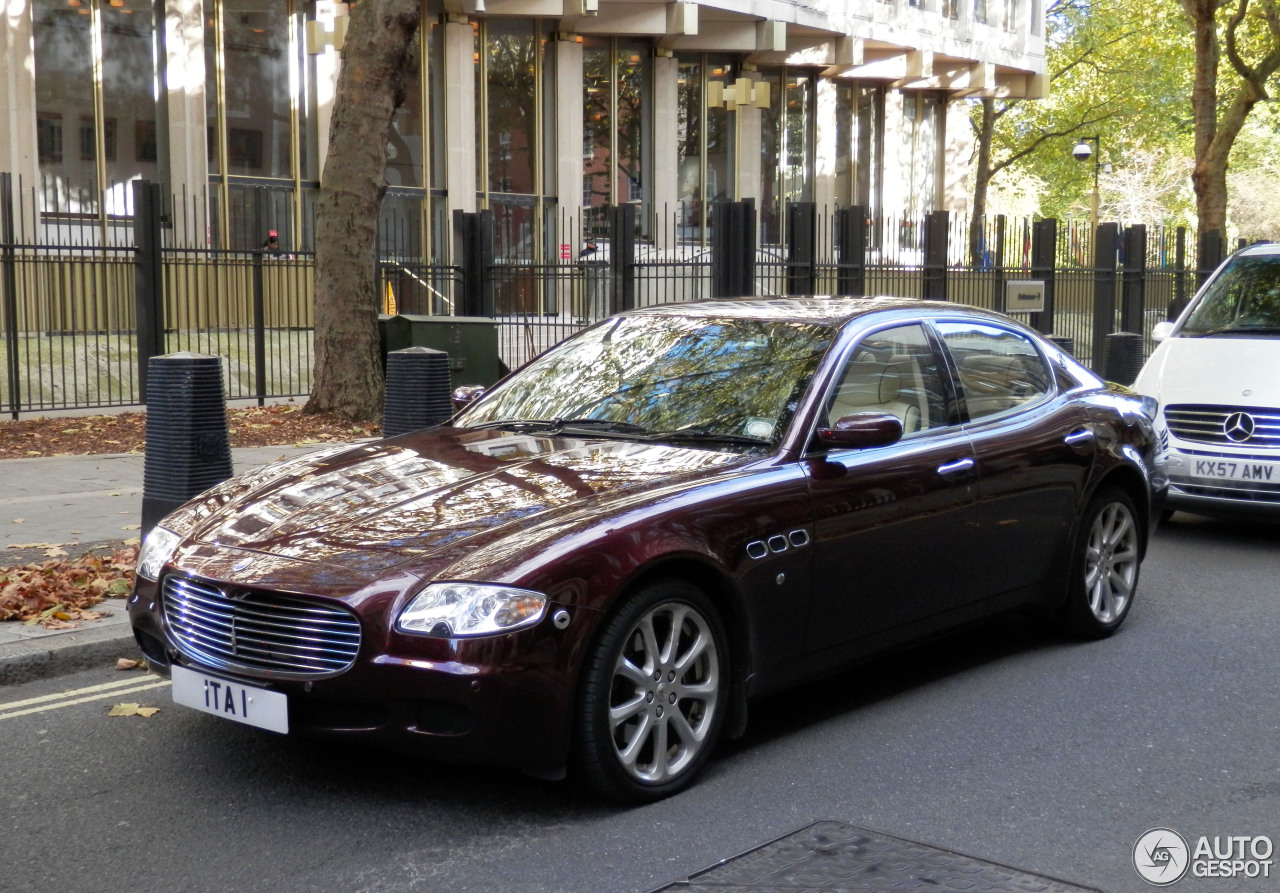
left=828, top=360, right=921, bottom=433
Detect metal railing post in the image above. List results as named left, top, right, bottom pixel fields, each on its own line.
left=1091, top=222, right=1120, bottom=372
left=452, top=209, right=495, bottom=317
left=608, top=203, right=636, bottom=312
left=252, top=250, right=267, bottom=405
left=1197, top=229, right=1224, bottom=287
left=1171, top=226, right=1188, bottom=320
left=2, top=173, right=20, bottom=419
left=992, top=215, right=1007, bottom=313
left=835, top=206, right=867, bottom=296
left=711, top=200, right=757, bottom=298
left=785, top=201, right=817, bottom=295
left=1029, top=217, right=1057, bottom=334
left=923, top=210, right=949, bottom=301
left=1120, top=224, right=1147, bottom=334
left=133, top=180, right=165, bottom=402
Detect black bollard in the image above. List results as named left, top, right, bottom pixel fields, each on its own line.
left=1102, top=332, right=1145, bottom=386
left=141, top=352, right=232, bottom=534
left=383, top=346, right=454, bottom=438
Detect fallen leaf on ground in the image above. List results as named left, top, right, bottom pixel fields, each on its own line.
left=108, top=703, right=160, bottom=718
left=116, top=658, right=142, bottom=670
left=0, top=545, right=137, bottom=624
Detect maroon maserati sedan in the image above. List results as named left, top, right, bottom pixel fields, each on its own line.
left=128, top=297, right=1166, bottom=801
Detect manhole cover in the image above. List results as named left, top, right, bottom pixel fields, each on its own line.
left=651, top=820, right=1100, bottom=892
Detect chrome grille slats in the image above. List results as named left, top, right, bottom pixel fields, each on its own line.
left=1165, top=404, right=1280, bottom=447
left=162, top=576, right=361, bottom=677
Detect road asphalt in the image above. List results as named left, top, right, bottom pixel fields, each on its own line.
left=0, top=444, right=327, bottom=685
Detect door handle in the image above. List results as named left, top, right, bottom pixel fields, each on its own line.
left=1064, top=428, right=1095, bottom=446
left=936, top=457, right=975, bottom=477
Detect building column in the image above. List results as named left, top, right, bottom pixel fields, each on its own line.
left=941, top=98, right=971, bottom=218
left=813, top=76, right=839, bottom=212
left=443, top=15, right=477, bottom=222
left=165, top=0, right=209, bottom=244
left=880, top=90, right=907, bottom=216
left=553, top=33, right=584, bottom=249
left=735, top=76, right=761, bottom=208
left=311, top=2, right=346, bottom=185
left=651, top=53, right=679, bottom=248
left=0, top=0, right=39, bottom=240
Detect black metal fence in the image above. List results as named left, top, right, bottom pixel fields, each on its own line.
left=2, top=175, right=1235, bottom=418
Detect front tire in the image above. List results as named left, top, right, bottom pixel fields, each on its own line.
left=574, top=580, right=728, bottom=802
left=1061, top=486, right=1142, bottom=638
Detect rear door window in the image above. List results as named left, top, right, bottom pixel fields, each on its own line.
left=935, top=322, right=1052, bottom=421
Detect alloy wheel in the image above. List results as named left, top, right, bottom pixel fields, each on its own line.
left=606, top=601, right=721, bottom=785
left=1084, top=500, right=1139, bottom=624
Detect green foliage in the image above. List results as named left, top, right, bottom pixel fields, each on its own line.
left=971, top=0, right=1280, bottom=229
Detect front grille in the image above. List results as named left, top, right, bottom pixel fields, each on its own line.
left=1165, top=404, right=1280, bottom=447
left=162, top=576, right=361, bottom=677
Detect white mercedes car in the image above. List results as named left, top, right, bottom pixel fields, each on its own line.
left=1134, top=242, right=1280, bottom=519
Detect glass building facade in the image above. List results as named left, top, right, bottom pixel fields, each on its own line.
left=9, top=0, right=1047, bottom=256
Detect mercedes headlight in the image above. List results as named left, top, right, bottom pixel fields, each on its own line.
left=397, top=583, right=548, bottom=637
left=136, top=527, right=182, bottom=581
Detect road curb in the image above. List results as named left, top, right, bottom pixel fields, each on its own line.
left=0, top=605, right=140, bottom=686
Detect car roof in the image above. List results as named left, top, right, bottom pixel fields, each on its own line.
left=1232, top=242, right=1280, bottom=259
left=623, top=296, right=999, bottom=328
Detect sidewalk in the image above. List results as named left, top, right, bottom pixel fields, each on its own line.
left=0, top=445, right=326, bottom=685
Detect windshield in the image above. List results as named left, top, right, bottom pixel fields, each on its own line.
left=456, top=314, right=835, bottom=448
left=1182, top=254, right=1280, bottom=336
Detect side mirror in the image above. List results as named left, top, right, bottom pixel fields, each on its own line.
left=817, top=412, right=903, bottom=449
left=1151, top=321, right=1175, bottom=343
left=452, top=385, right=486, bottom=412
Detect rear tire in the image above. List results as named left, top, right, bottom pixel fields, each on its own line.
left=1060, top=486, right=1142, bottom=639
left=574, top=580, right=728, bottom=802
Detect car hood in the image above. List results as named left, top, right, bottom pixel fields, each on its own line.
left=163, top=428, right=753, bottom=584
left=1136, top=338, right=1280, bottom=407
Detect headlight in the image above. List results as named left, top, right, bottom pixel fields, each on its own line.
left=397, top=583, right=548, bottom=638
left=136, top=527, right=182, bottom=581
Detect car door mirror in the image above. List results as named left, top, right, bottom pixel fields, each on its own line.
left=452, top=385, right=486, bottom=412
left=817, top=412, right=904, bottom=449
left=1151, top=321, right=1175, bottom=342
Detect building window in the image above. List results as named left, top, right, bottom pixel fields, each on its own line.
left=677, top=55, right=736, bottom=242
left=474, top=18, right=556, bottom=265
left=760, top=69, right=815, bottom=246
left=583, top=37, right=652, bottom=225
left=902, top=92, right=942, bottom=228
left=33, top=0, right=160, bottom=219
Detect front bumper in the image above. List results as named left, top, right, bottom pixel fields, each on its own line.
left=1163, top=443, right=1280, bottom=518
left=127, top=579, right=584, bottom=775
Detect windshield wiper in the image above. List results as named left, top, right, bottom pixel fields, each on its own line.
left=644, top=430, right=773, bottom=447
left=466, top=419, right=561, bottom=432
left=1190, top=325, right=1280, bottom=337
left=554, top=418, right=650, bottom=435
left=464, top=418, right=651, bottom=437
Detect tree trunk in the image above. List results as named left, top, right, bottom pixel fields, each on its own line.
left=1182, top=0, right=1280, bottom=235
left=1184, top=0, right=1224, bottom=233
left=969, top=98, right=995, bottom=266
left=307, top=0, right=421, bottom=423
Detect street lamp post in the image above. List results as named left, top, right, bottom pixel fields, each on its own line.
left=1072, top=135, right=1101, bottom=234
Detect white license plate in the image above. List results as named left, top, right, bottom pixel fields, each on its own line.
left=171, top=665, right=289, bottom=734
left=1189, top=458, right=1280, bottom=483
